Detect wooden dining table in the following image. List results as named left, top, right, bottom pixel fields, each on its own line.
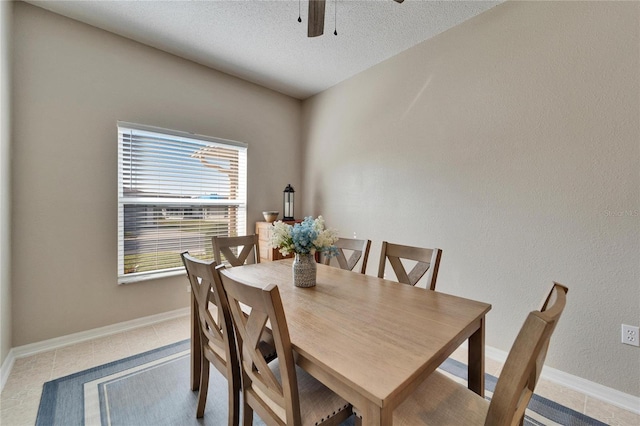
left=190, top=259, right=491, bottom=426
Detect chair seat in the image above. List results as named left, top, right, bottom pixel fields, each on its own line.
left=261, top=358, right=351, bottom=426
left=393, top=371, right=489, bottom=426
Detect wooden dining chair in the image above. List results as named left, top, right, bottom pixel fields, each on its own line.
left=213, top=234, right=260, bottom=267
left=323, top=237, right=372, bottom=274
left=377, top=241, right=442, bottom=289
left=217, top=267, right=353, bottom=426
left=181, top=253, right=276, bottom=424
left=181, top=252, right=241, bottom=424
left=390, top=282, right=569, bottom=426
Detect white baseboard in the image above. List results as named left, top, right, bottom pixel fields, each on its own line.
left=485, top=345, right=640, bottom=415
left=0, top=348, right=15, bottom=392
left=0, top=307, right=189, bottom=392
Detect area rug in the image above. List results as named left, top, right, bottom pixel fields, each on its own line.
left=36, top=339, right=605, bottom=426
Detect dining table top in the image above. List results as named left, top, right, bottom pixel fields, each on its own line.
left=219, top=259, right=492, bottom=417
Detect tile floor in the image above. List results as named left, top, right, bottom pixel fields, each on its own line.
left=1, top=315, right=638, bottom=426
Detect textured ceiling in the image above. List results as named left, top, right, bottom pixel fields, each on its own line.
left=27, top=0, right=501, bottom=99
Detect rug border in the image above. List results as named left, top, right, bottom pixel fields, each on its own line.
left=35, top=339, right=190, bottom=426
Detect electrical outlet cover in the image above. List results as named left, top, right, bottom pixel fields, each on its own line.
left=621, top=324, right=639, bottom=347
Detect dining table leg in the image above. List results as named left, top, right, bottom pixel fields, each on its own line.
left=190, top=292, right=201, bottom=391
left=357, top=403, right=392, bottom=426
left=467, top=316, right=485, bottom=397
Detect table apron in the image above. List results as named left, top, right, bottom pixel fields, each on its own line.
left=295, top=354, right=379, bottom=412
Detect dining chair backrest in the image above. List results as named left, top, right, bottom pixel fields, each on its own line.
left=324, top=237, right=372, bottom=274
left=180, top=252, right=240, bottom=423
left=377, top=241, right=442, bottom=289
left=485, top=283, right=568, bottom=425
left=213, top=234, right=260, bottom=267
left=218, top=268, right=303, bottom=425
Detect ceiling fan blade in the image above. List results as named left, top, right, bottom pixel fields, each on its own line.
left=308, top=0, right=325, bottom=37
left=393, top=0, right=405, bottom=3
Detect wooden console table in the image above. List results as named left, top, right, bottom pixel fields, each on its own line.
left=255, top=220, right=299, bottom=262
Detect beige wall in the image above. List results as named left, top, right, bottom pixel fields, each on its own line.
left=302, top=1, right=640, bottom=396
left=8, top=0, right=640, bottom=400
left=11, top=2, right=302, bottom=346
left=1, top=0, right=12, bottom=367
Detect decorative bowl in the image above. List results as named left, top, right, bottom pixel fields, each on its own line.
left=262, top=211, right=279, bottom=223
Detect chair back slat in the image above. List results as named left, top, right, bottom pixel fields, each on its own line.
left=213, top=235, right=260, bottom=267
left=406, top=261, right=431, bottom=287
left=324, top=238, right=371, bottom=274
left=181, top=254, right=232, bottom=363
left=240, top=311, right=283, bottom=394
left=388, top=255, right=413, bottom=283
left=218, top=271, right=303, bottom=425
left=378, top=241, right=442, bottom=289
left=485, top=283, right=568, bottom=426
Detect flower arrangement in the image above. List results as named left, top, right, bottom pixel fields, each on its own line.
left=271, top=216, right=339, bottom=257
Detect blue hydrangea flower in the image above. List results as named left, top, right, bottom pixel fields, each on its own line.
left=270, top=216, right=338, bottom=257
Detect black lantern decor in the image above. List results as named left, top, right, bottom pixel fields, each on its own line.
left=283, top=184, right=295, bottom=221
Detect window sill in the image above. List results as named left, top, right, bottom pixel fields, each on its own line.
left=118, top=268, right=185, bottom=285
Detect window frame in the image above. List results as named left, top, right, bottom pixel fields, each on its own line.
left=117, top=121, right=247, bottom=284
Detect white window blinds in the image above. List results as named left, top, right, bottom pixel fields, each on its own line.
left=117, top=122, right=247, bottom=283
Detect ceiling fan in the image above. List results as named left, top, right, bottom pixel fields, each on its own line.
left=307, top=0, right=405, bottom=37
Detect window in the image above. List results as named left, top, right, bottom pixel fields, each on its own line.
left=117, top=122, right=247, bottom=283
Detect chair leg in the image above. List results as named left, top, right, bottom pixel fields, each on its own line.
left=196, top=359, right=210, bottom=418
left=242, top=390, right=253, bottom=426
left=228, top=371, right=240, bottom=426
